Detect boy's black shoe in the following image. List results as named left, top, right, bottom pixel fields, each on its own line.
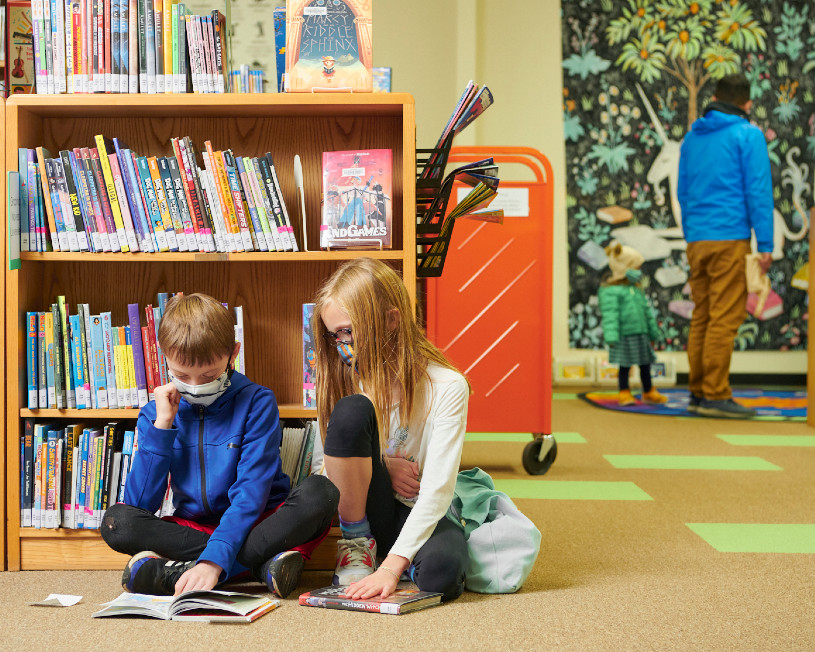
left=260, top=550, right=305, bottom=599
left=687, top=393, right=704, bottom=413
left=122, top=551, right=196, bottom=595
left=697, top=398, right=756, bottom=419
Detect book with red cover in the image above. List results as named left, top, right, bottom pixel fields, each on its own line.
left=299, top=584, right=441, bottom=615
left=320, top=149, right=392, bottom=249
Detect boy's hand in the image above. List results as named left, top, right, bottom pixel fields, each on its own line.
left=173, top=561, right=222, bottom=596
left=154, top=383, right=181, bottom=430
left=387, top=456, right=420, bottom=499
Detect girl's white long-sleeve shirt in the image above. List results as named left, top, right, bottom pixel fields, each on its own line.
left=384, top=363, right=469, bottom=562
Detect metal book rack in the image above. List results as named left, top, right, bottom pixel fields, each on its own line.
left=415, top=144, right=455, bottom=278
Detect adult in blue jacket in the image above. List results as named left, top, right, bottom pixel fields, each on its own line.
left=677, top=73, right=773, bottom=418
left=101, top=293, right=338, bottom=598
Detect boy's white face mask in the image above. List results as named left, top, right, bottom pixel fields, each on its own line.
left=169, top=366, right=232, bottom=407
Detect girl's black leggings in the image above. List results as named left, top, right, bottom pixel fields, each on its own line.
left=619, top=364, right=653, bottom=392
left=323, top=393, right=468, bottom=602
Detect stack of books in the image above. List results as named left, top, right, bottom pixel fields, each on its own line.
left=13, top=137, right=298, bottom=254
left=25, top=293, right=244, bottom=410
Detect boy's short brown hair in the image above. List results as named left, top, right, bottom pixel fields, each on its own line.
left=157, top=293, right=235, bottom=366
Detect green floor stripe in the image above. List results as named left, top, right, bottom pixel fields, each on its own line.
left=604, top=455, right=781, bottom=470
left=717, top=434, right=815, bottom=447
left=493, top=479, right=652, bottom=501
left=553, top=392, right=578, bottom=400
left=465, top=432, right=586, bottom=443
left=687, top=523, right=815, bottom=553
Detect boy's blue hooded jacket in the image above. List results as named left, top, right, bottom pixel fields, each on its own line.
left=677, top=104, right=773, bottom=252
left=124, top=371, right=288, bottom=576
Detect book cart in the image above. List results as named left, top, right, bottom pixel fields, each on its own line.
left=423, top=147, right=556, bottom=475
left=3, top=93, right=416, bottom=571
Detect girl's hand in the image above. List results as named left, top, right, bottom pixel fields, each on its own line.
left=154, top=383, right=181, bottom=430
left=387, top=456, right=420, bottom=499
left=344, top=567, right=400, bottom=601
left=173, top=561, right=222, bottom=596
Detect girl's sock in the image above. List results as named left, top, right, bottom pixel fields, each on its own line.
left=339, top=515, right=373, bottom=540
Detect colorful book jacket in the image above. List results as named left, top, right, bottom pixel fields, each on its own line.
left=302, top=303, right=316, bottom=409
left=285, top=0, right=372, bottom=92
left=321, top=149, right=392, bottom=249
left=298, top=584, right=442, bottom=615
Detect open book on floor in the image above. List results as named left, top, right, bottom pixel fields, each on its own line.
left=91, top=590, right=280, bottom=622
left=298, top=583, right=442, bottom=615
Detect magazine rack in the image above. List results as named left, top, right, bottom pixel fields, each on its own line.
left=415, top=145, right=454, bottom=278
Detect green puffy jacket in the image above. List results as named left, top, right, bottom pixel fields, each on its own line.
left=598, top=283, right=661, bottom=346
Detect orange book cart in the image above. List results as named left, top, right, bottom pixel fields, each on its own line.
left=424, top=147, right=556, bottom=474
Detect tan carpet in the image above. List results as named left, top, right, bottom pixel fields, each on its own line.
left=3, top=395, right=814, bottom=651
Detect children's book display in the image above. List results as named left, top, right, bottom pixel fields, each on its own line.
left=320, top=149, right=392, bottom=249
left=284, top=0, right=372, bottom=92
left=415, top=81, right=502, bottom=277
left=26, top=1, right=233, bottom=94
left=299, top=583, right=442, bottom=615
left=92, top=590, right=279, bottom=621
left=11, top=137, right=299, bottom=253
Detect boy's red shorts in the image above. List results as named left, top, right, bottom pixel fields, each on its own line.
left=163, top=501, right=330, bottom=560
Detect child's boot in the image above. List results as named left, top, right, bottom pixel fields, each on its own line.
left=642, top=388, right=669, bottom=404
left=618, top=389, right=636, bottom=406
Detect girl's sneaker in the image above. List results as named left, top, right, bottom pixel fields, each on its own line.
left=122, top=551, right=196, bottom=595
left=618, top=389, right=637, bottom=406
left=333, top=537, right=377, bottom=586
left=642, top=388, right=669, bottom=404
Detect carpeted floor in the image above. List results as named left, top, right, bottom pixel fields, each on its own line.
left=580, top=387, right=807, bottom=420
left=2, top=393, right=814, bottom=651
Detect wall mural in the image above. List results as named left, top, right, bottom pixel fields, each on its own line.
left=562, top=0, right=814, bottom=353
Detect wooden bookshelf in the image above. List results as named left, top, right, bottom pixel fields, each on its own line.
left=4, top=93, right=417, bottom=571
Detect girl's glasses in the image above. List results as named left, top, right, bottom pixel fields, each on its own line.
left=323, top=328, right=353, bottom=345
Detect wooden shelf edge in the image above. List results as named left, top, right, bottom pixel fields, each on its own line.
left=20, top=250, right=408, bottom=262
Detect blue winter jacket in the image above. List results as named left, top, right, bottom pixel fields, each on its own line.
left=124, top=371, right=289, bottom=577
left=677, top=107, right=773, bottom=252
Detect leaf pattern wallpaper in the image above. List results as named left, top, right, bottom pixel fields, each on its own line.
left=562, top=0, right=814, bottom=353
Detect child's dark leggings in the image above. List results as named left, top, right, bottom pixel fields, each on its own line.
left=100, top=474, right=339, bottom=580
left=619, top=364, right=653, bottom=392
left=323, top=394, right=468, bottom=603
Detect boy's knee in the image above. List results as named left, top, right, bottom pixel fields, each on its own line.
left=99, top=503, right=136, bottom=549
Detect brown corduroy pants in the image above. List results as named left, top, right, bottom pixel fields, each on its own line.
left=686, top=239, right=751, bottom=400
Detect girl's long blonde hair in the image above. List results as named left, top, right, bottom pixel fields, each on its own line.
left=313, top=258, right=463, bottom=453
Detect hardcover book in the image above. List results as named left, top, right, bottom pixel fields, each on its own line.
left=285, top=0, right=372, bottom=92
left=92, top=590, right=279, bottom=621
left=321, top=149, right=392, bottom=249
left=299, top=583, right=441, bottom=615
left=302, top=303, right=316, bottom=408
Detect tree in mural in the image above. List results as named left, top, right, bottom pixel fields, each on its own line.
left=607, top=0, right=768, bottom=128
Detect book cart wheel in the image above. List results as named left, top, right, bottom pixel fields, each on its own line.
left=522, top=434, right=557, bottom=476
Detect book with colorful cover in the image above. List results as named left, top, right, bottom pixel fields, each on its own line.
left=302, top=303, right=316, bottom=409
left=321, top=149, right=392, bottom=249
left=92, top=590, right=279, bottom=621
left=284, top=0, right=372, bottom=92
left=298, top=584, right=441, bottom=615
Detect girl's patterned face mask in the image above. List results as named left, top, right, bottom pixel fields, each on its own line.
left=336, top=341, right=356, bottom=368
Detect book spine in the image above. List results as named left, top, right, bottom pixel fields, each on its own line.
left=44, top=312, right=56, bottom=408
left=148, top=157, right=180, bottom=250
left=19, top=151, right=30, bottom=253
left=69, top=314, right=87, bottom=409
left=27, top=162, right=39, bottom=252
left=27, top=313, right=39, bottom=409
left=100, top=312, right=118, bottom=408
left=203, top=142, right=237, bottom=247
left=53, top=159, right=79, bottom=251
left=45, top=159, right=72, bottom=251
left=234, top=156, right=266, bottom=250
left=136, top=156, right=168, bottom=251
left=77, top=303, right=95, bottom=408
left=121, top=148, right=155, bottom=252
left=158, top=157, right=188, bottom=250
left=57, top=297, right=75, bottom=408
left=78, top=148, right=112, bottom=251
left=152, top=306, right=169, bottom=385
left=108, top=152, right=140, bottom=251
left=181, top=137, right=216, bottom=250
left=166, top=155, right=197, bottom=250
left=199, top=167, right=228, bottom=252
left=58, top=151, right=90, bottom=251
left=172, top=138, right=204, bottom=250
left=243, top=157, right=275, bottom=251
left=23, top=420, right=35, bottom=527
left=222, top=151, right=254, bottom=251
left=257, top=157, right=288, bottom=251
left=127, top=303, right=149, bottom=407
left=267, top=154, right=299, bottom=251
left=94, top=136, right=130, bottom=250
left=141, top=325, right=156, bottom=400
left=153, top=0, right=163, bottom=92
left=36, top=149, right=59, bottom=250
left=65, top=0, right=75, bottom=93
left=38, top=313, right=48, bottom=408
left=69, top=150, right=100, bottom=251
left=178, top=4, right=187, bottom=92
left=104, top=0, right=112, bottom=92
left=126, top=327, right=138, bottom=406
left=120, top=0, right=129, bottom=93
left=211, top=10, right=224, bottom=93
left=89, top=148, right=123, bottom=251
left=162, top=0, right=173, bottom=93
left=144, top=305, right=161, bottom=388
left=51, top=304, right=66, bottom=409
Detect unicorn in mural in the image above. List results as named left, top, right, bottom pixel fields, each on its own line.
left=635, top=83, right=684, bottom=239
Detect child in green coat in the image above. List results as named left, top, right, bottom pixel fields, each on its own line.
left=598, top=242, right=668, bottom=406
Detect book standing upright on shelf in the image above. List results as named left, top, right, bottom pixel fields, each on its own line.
left=321, top=149, right=392, bottom=249
left=284, top=0, right=372, bottom=92
left=302, top=303, right=315, bottom=408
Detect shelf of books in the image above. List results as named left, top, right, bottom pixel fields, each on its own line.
left=4, top=93, right=416, bottom=571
